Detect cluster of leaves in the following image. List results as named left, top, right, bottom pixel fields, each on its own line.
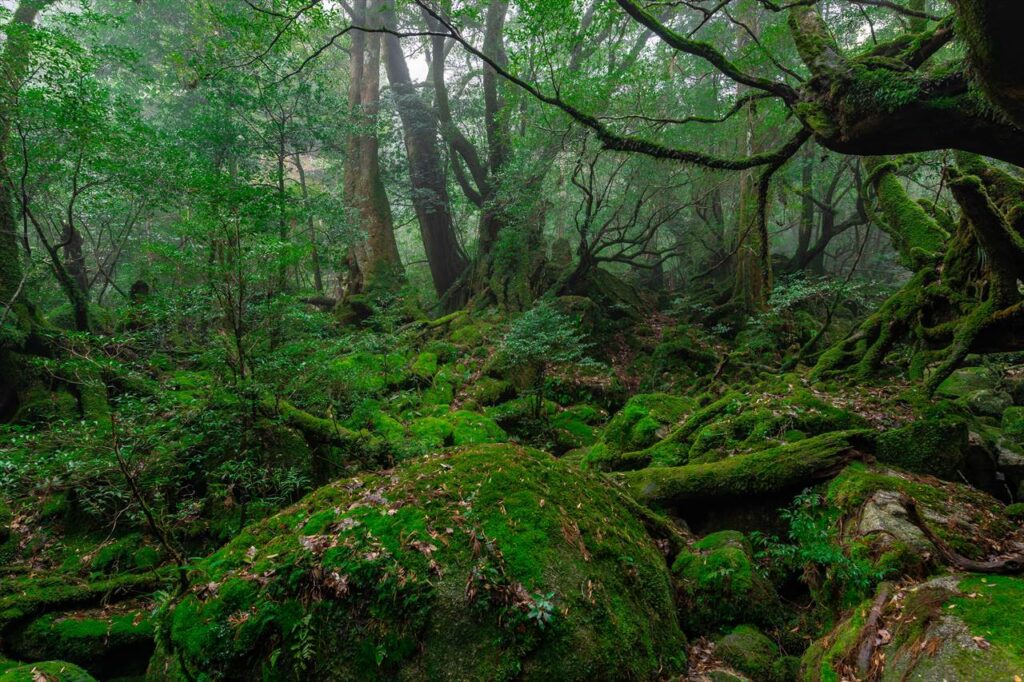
left=752, top=489, right=886, bottom=608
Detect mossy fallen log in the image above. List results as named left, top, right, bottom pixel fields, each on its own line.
left=620, top=430, right=873, bottom=510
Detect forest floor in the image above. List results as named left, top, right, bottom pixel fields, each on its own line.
left=1, top=300, right=1024, bottom=681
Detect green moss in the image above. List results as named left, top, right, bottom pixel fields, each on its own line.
left=875, top=417, right=969, bottom=480
left=673, top=532, right=781, bottom=634
left=0, top=573, right=159, bottom=631
left=411, top=352, right=439, bottom=380
left=464, top=377, right=513, bottom=406
left=446, top=410, right=507, bottom=446
left=155, top=444, right=685, bottom=681
left=1001, top=406, right=1024, bottom=444
left=8, top=607, right=154, bottom=674
left=1005, top=502, right=1024, bottom=520
left=0, top=661, right=96, bottom=682
left=331, top=351, right=409, bottom=394
left=408, top=416, right=452, bottom=449
left=625, top=431, right=872, bottom=508
left=950, top=575, right=1024, bottom=669
left=602, top=393, right=692, bottom=453
left=715, top=624, right=795, bottom=682
left=798, top=600, right=868, bottom=682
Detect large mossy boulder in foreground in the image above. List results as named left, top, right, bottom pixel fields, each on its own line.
left=801, top=574, right=1024, bottom=681
left=151, top=445, right=684, bottom=681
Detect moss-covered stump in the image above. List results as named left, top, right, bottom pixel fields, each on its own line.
left=151, top=444, right=685, bottom=681
left=5, top=604, right=153, bottom=679
left=827, top=463, right=1017, bottom=577
left=801, top=574, right=1024, bottom=681
left=673, top=532, right=781, bottom=635
left=0, top=660, right=96, bottom=682
left=714, top=625, right=797, bottom=682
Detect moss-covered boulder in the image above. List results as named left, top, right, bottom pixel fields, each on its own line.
left=1001, top=406, right=1024, bottom=444
left=602, top=393, right=692, bottom=453
left=151, top=445, right=685, bottom=681
left=0, top=660, right=96, bottom=682
left=966, top=389, right=1013, bottom=418
left=445, top=410, right=507, bottom=446
left=672, top=531, right=781, bottom=635
left=801, top=575, right=1024, bottom=681
left=714, top=625, right=797, bottom=682
left=875, top=417, right=971, bottom=481
left=827, top=463, right=1015, bottom=577
left=935, top=366, right=1000, bottom=400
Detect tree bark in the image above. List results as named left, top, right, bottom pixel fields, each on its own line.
left=381, top=5, right=467, bottom=304
left=343, top=0, right=403, bottom=296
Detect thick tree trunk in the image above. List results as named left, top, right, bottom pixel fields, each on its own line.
left=381, top=7, right=467, bottom=304
left=343, top=0, right=402, bottom=296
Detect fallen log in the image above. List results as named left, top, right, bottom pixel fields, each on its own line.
left=620, top=430, right=872, bottom=511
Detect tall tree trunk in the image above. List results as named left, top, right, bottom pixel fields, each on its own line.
left=794, top=143, right=815, bottom=269
left=343, top=0, right=402, bottom=296
left=382, top=5, right=467, bottom=305
left=293, top=154, right=323, bottom=293
left=731, top=12, right=771, bottom=313
left=477, top=0, right=511, bottom=257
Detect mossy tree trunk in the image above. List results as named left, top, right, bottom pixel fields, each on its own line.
left=813, top=152, right=1024, bottom=391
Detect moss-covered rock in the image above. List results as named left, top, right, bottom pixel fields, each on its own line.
left=445, top=410, right=507, bottom=446
left=827, top=463, right=1015, bottom=573
left=0, top=660, right=96, bottom=682
left=935, top=366, right=1000, bottom=400
left=966, top=389, right=1013, bottom=418
left=152, top=445, right=685, bottom=681
left=1001, top=406, right=1024, bottom=444
left=410, top=352, right=439, bottom=382
left=463, top=377, right=513, bottom=407
left=801, top=575, right=1024, bottom=681
left=673, top=531, right=781, bottom=635
left=715, top=624, right=796, bottom=682
left=6, top=605, right=154, bottom=679
left=875, top=417, right=970, bottom=481
left=408, top=416, right=452, bottom=450
left=602, top=393, right=692, bottom=453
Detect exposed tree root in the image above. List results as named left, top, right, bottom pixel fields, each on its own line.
left=901, top=495, right=1024, bottom=574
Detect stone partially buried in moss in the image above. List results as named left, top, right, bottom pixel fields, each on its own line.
left=715, top=625, right=796, bottom=682
left=602, top=393, right=692, bottom=453
left=1001, top=406, right=1024, bottom=444
left=672, top=531, right=781, bottom=635
left=151, top=444, right=685, bottom=681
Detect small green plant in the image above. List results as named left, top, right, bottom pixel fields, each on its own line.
left=498, top=299, right=593, bottom=418
left=752, top=489, right=886, bottom=607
